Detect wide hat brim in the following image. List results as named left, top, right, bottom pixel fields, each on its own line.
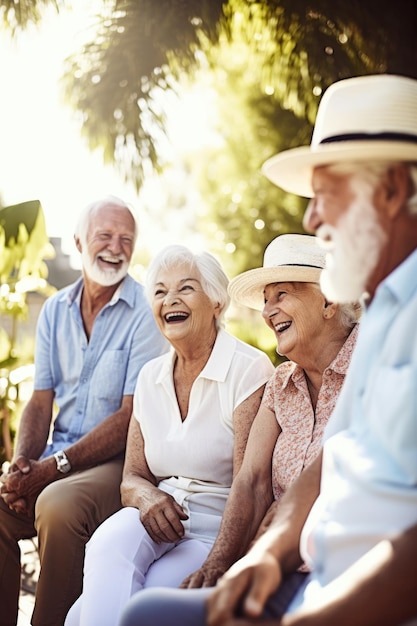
left=228, top=265, right=322, bottom=311
left=262, top=140, right=417, bottom=198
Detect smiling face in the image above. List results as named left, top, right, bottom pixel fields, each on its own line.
left=262, top=281, right=327, bottom=361
left=78, top=203, right=135, bottom=287
left=151, top=263, right=221, bottom=346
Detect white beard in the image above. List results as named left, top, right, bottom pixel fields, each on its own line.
left=317, top=186, right=387, bottom=303
left=81, top=247, right=129, bottom=286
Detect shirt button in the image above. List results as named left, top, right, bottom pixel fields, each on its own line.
left=325, top=370, right=332, bottom=376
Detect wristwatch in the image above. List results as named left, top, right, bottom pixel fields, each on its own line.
left=53, top=450, right=72, bottom=474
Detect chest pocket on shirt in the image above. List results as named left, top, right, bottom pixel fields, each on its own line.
left=366, top=363, right=417, bottom=481
left=93, top=350, right=129, bottom=401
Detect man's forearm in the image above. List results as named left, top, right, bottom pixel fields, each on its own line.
left=13, top=410, right=52, bottom=462
left=64, top=408, right=130, bottom=471
left=254, top=454, right=322, bottom=574
left=283, top=523, right=417, bottom=626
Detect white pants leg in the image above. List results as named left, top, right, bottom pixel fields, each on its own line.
left=144, top=538, right=211, bottom=588
left=65, top=507, right=175, bottom=626
left=65, top=507, right=212, bottom=626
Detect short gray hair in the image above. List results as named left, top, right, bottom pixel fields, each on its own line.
left=309, top=282, right=361, bottom=329
left=145, top=245, right=230, bottom=329
left=74, top=195, right=139, bottom=245
left=337, top=301, right=362, bottom=328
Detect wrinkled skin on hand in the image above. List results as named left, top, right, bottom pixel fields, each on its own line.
left=139, top=488, right=189, bottom=544
left=206, top=549, right=282, bottom=626
left=1, top=455, right=48, bottom=516
left=181, top=562, right=228, bottom=589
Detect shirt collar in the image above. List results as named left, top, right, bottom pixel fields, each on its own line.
left=200, top=329, right=236, bottom=382
left=375, top=247, right=417, bottom=307
left=155, top=328, right=236, bottom=384
left=64, top=273, right=137, bottom=309
left=280, top=322, right=359, bottom=388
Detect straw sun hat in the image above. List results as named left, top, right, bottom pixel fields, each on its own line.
left=228, top=234, right=326, bottom=311
left=262, top=74, right=417, bottom=198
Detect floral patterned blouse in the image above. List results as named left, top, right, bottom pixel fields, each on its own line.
left=263, top=324, right=359, bottom=501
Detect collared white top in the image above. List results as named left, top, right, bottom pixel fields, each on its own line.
left=133, top=328, right=274, bottom=543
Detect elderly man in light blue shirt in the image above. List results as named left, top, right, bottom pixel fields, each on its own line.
left=0, top=196, right=168, bottom=626
left=117, top=75, right=417, bottom=626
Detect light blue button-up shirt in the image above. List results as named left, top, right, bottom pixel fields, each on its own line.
left=34, top=274, right=168, bottom=457
left=299, top=247, right=417, bottom=588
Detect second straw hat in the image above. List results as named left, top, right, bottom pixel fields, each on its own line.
left=228, top=234, right=326, bottom=311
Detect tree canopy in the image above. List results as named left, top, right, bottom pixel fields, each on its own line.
left=60, top=0, right=417, bottom=189
left=0, top=0, right=63, bottom=32
left=3, top=0, right=417, bottom=277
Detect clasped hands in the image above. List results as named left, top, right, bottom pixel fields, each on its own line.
left=0, top=456, right=45, bottom=516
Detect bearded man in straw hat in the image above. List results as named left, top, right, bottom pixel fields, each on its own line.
left=115, top=74, right=417, bottom=626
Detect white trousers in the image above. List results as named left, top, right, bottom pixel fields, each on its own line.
left=64, top=506, right=212, bottom=626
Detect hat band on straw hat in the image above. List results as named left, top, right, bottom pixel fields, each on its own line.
left=276, top=263, right=324, bottom=269
left=320, top=131, right=417, bottom=145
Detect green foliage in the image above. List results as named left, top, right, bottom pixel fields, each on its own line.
left=177, top=6, right=316, bottom=276
left=227, top=306, right=285, bottom=368
left=61, top=0, right=225, bottom=188
left=0, top=199, right=56, bottom=355
left=0, top=0, right=63, bottom=33
left=0, top=200, right=56, bottom=463
left=0, top=201, right=56, bottom=331
left=60, top=0, right=417, bottom=191
left=0, top=200, right=53, bottom=282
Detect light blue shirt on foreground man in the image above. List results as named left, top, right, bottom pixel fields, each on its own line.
left=118, top=74, right=417, bottom=626
left=291, top=246, right=417, bottom=612
left=37, top=274, right=165, bottom=455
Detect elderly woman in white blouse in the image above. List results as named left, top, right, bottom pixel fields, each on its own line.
left=115, top=234, right=361, bottom=626
left=64, top=244, right=274, bottom=626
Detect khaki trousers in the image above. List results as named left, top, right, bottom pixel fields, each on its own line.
left=0, top=458, right=124, bottom=626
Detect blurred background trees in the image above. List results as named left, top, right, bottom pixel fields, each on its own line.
left=59, top=0, right=417, bottom=274
left=3, top=0, right=416, bottom=274
left=1, top=0, right=416, bottom=367
left=0, top=200, right=56, bottom=464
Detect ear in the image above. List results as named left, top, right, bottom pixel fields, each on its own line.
left=74, top=234, right=82, bottom=253
left=379, top=163, right=411, bottom=220
left=213, top=302, right=223, bottom=319
left=322, top=299, right=338, bottom=320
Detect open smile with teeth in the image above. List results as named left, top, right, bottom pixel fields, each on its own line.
left=164, top=311, right=190, bottom=323
left=98, top=255, right=123, bottom=267
left=274, top=321, right=292, bottom=333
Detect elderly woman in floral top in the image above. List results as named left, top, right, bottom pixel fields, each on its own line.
left=178, top=233, right=360, bottom=590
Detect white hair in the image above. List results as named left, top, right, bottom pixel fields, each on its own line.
left=74, top=195, right=139, bottom=246
left=145, top=245, right=230, bottom=329
left=309, top=283, right=361, bottom=328
left=337, top=300, right=362, bottom=327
